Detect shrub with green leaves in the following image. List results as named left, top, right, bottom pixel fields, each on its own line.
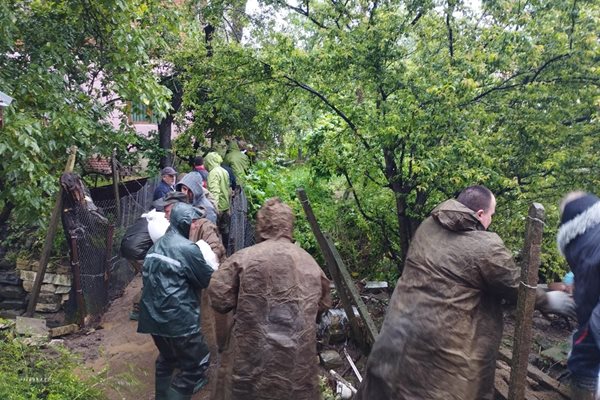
left=0, top=328, right=107, bottom=400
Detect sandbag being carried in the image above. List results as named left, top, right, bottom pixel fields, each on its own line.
left=196, top=239, right=219, bottom=270
left=120, top=217, right=153, bottom=261
left=143, top=209, right=169, bottom=243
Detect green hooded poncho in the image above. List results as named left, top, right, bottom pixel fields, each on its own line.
left=204, top=152, right=231, bottom=212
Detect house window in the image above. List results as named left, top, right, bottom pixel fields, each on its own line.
left=128, top=101, right=157, bottom=124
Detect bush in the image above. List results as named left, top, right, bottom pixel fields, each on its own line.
left=0, top=324, right=107, bottom=400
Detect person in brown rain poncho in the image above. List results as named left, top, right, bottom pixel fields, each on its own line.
left=355, top=185, right=576, bottom=400
left=208, top=198, right=331, bottom=400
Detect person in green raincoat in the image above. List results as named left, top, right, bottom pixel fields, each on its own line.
left=223, top=140, right=249, bottom=185
left=204, top=152, right=231, bottom=247
left=137, top=202, right=214, bottom=400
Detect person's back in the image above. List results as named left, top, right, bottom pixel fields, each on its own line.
left=208, top=198, right=331, bottom=400
left=223, top=141, right=249, bottom=184
left=358, top=198, right=516, bottom=400
left=204, top=152, right=231, bottom=213
left=356, top=186, right=575, bottom=400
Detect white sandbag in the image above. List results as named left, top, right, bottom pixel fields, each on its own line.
left=142, top=209, right=170, bottom=243
left=196, top=240, right=219, bottom=270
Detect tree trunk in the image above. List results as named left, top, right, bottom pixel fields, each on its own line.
left=158, top=77, right=184, bottom=168
left=383, top=148, right=411, bottom=271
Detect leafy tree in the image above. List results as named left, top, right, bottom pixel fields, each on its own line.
left=231, top=0, right=599, bottom=273
left=0, top=0, right=178, bottom=233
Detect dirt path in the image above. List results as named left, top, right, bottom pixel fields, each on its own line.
left=66, top=275, right=211, bottom=400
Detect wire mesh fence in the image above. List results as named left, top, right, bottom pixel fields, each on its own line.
left=63, top=172, right=255, bottom=322
left=61, top=175, right=157, bottom=322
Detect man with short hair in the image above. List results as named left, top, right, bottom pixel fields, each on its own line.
left=355, top=185, right=576, bottom=400
left=138, top=202, right=214, bottom=400
left=192, top=156, right=209, bottom=187
left=557, top=191, right=600, bottom=400
left=153, top=166, right=177, bottom=201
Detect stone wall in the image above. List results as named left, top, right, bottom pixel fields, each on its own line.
left=0, top=257, right=27, bottom=318
left=16, top=258, right=72, bottom=313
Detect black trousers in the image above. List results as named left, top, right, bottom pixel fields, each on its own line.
left=152, top=332, right=210, bottom=395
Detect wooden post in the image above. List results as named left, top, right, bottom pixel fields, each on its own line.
left=25, top=146, right=77, bottom=317
left=297, top=188, right=379, bottom=351
left=508, top=203, right=545, bottom=400
left=324, top=234, right=379, bottom=346
left=111, top=148, right=121, bottom=223
left=69, top=235, right=86, bottom=327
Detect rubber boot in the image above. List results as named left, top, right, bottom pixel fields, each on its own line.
left=571, top=384, right=596, bottom=400
left=167, top=387, right=192, bottom=400
left=155, top=376, right=172, bottom=400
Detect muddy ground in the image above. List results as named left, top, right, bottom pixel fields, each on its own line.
left=62, top=277, right=574, bottom=400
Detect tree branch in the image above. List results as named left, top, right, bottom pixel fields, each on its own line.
left=281, top=74, right=372, bottom=150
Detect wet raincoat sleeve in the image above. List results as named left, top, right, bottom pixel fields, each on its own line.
left=477, top=233, right=520, bottom=302
left=478, top=233, right=548, bottom=307
left=208, top=254, right=242, bottom=314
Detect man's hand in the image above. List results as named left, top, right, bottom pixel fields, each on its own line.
left=539, top=291, right=577, bottom=319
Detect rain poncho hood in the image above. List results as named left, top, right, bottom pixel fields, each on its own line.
left=224, top=141, right=249, bottom=184
left=208, top=198, right=331, bottom=400
left=356, top=199, right=523, bottom=400
left=205, top=152, right=231, bottom=212
left=137, top=203, right=213, bottom=338
left=204, top=152, right=223, bottom=171
left=176, top=173, right=217, bottom=223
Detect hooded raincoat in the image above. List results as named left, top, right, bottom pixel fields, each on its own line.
left=176, top=172, right=217, bottom=224
left=356, top=199, right=529, bottom=400
left=204, top=152, right=231, bottom=213
left=224, top=141, right=249, bottom=184
left=137, top=203, right=214, bottom=338
left=208, top=198, right=331, bottom=400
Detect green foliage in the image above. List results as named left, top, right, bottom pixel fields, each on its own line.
left=0, top=328, right=107, bottom=400
left=207, top=0, right=599, bottom=280
left=0, top=0, right=180, bottom=248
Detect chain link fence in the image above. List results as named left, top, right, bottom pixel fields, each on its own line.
left=61, top=175, right=156, bottom=322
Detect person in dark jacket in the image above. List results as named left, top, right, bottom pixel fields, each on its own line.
left=557, top=191, right=600, bottom=400
left=355, top=185, right=576, bottom=400
left=138, top=202, right=214, bottom=400
left=153, top=166, right=177, bottom=201
left=191, top=156, right=209, bottom=188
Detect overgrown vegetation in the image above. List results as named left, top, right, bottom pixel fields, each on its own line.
left=2, top=0, right=598, bottom=283
left=0, top=320, right=108, bottom=400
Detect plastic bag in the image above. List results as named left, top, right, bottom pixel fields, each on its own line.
left=120, top=217, right=153, bottom=261
left=142, top=209, right=169, bottom=243
left=196, top=239, right=219, bottom=270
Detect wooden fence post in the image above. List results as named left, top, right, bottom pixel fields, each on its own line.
left=25, top=146, right=77, bottom=317
left=508, top=203, right=545, bottom=400
left=297, top=188, right=379, bottom=352
left=111, top=148, right=121, bottom=223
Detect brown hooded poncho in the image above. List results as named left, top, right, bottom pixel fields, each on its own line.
left=208, top=198, right=331, bottom=400
left=356, top=199, right=524, bottom=400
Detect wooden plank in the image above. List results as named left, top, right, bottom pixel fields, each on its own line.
left=508, top=203, right=545, bottom=400
left=25, top=146, right=77, bottom=317
left=324, top=233, right=379, bottom=347
left=296, top=188, right=365, bottom=349
left=499, top=348, right=571, bottom=399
